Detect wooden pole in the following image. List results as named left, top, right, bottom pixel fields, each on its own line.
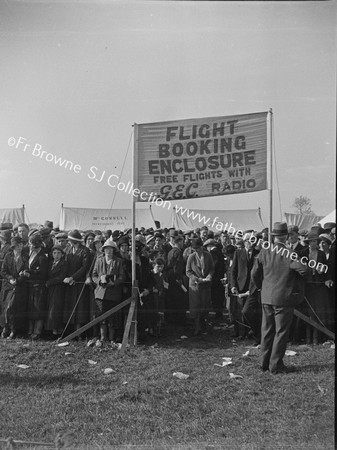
left=58, top=297, right=131, bottom=343
left=294, top=309, right=335, bottom=340
left=120, top=123, right=139, bottom=351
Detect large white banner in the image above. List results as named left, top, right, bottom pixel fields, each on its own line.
left=136, top=112, right=268, bottom=201
left=59, top=207, right=156, bottom=231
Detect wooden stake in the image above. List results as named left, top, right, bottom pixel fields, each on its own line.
left=120, top=285, right=138, bottom=354
left=58, top=297, right=131, bottom=343
left=294, top=309, right=335, bottom=340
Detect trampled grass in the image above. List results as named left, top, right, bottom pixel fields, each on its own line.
left=0, top=324, right=334, bottom=449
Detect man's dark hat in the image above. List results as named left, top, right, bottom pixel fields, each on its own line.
left=0, top=222, right=13, bottom=231
left=304, top=231, right=321, bottom=244
left=271, top=222, right=288, bottom=236
left=40, top=227, right=51, bottom=238
left=118, top=236, right=130, bottom=246
left=0, top=230, right=12, bottom=242
left=323, top=222, right=336, bottom=231
left=67, top=230, right=82, bottom=242
left=310, top=225, right=324, bottom=235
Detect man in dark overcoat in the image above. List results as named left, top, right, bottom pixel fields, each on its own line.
left=251, top=222, right=308, bottom=374
left=63, top=230, right=91, bottom=331
left=231, top=233, right=259, bottom=338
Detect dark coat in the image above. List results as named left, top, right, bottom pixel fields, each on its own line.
left=299, top=248, right=328, bottom=283
left=299, top=248, right=332, bottom=328
left=290, top=241, right=306, bottom=256
left=135, top=254, right=156, bottom=332
left=251, top=242, right=308, bottom=307
left=45, top=258, right=68, bottom=331
left=27, top=249, right=49, bottom=321
left=231, top=247, right=258, bottom=292
left=327, top=243, right=335, bottom=282
left=63, top=244, right=91, bottom=325
left=0, top=250, right=29, bottom=330
left=0, top=242, right=12, bottom=312
left=167, top=247, right=185, bottom=282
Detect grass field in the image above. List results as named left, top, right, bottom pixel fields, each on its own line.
left=0, top=323, right=334, bottom=450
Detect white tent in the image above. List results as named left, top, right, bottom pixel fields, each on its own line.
left=318, top=210, right=336, bottom=227
left=0, top=206, right=26, bottom=228
left=170, top=207, right=264, bottom=233
left=283, top=212, right=324, bottom=231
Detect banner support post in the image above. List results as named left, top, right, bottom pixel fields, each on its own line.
left=121, top=123, right=138, bottom=352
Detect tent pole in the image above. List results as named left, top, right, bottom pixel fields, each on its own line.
left=268, top=108, right=273, bottom=239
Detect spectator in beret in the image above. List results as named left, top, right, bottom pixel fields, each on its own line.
left=55, top=232, right=69, bottom=251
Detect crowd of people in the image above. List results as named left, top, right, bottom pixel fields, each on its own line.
left=0, top=219, right=335, bottom=353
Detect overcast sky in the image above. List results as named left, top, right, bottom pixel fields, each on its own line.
left=0, top=1, right=335, bottom=227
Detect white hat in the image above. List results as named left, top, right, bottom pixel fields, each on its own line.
left=102, top=238, right=118, bottom=250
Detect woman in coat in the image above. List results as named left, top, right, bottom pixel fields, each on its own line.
left=92, top=239, right=125, bottom=343
left=27, top=234, right=49, bottom=339
left=186, top=238, right=214, bottom=336
left=45, top=246, right=68, bottom=338
left=0, top=236, right=29, bottom=338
